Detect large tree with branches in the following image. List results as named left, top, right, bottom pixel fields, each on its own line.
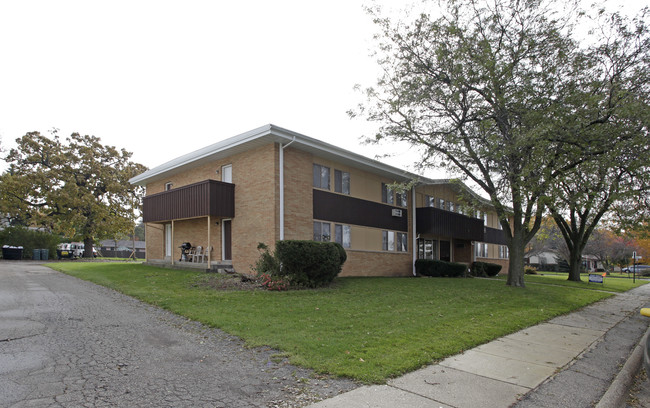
left=352, top=0, right=649, bottom=286
left=0, top=131, right=147, bottom=257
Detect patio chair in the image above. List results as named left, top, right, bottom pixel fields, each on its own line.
left=192, top=246, right=203, bottom=263
left=187, top=247, right=196, bottom=262
left=202, top=246, right=213, bottom=263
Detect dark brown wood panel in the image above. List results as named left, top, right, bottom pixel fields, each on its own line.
left=416, top=207, right=484, bottom=241
left=313, top=190, right=409, bottom=232
left=484, top=226, right=508, bottom=245
left=143, top=179, right=235, bottom=223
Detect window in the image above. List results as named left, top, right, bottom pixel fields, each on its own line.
left=396, top=191, right=408, bottom=207
left=417, top=239, right=437, bottom=260
left=499, top=245, right=509, bottom=259
left=425, top=195, right=435, bottom=207
left=381, top=183, right=394, bottom=205
left=313, top=221, right=331, bottom=242
left=382, top=230, right=395, bottom=251
left=397, top=232, right=408, bottom=252
left=335, top=224, right=351, bottom=248
left=475, top=242, right=488, bottom=258
left=449, top=201, right=455, bottom=212
left=165, top=182, right=173, bottom=191
left=313, top=164, right=330, bottom=190
left=438, top=198, right=445, bottom=209
left=334, top=170, right=350, bottom=195
left=483, top=212, right=488, bottom=225
left=222, top=164, right=232, bottom=183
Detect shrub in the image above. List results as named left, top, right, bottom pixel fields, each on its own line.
left=415, top=259, right=467, bottom=277
left=470, top=261, right=503, bottom=277
left=253, top=241, right=346, bottom=289
left=275, top=240, right=346, bottom=288
left=0, top=227, right=61, bottom=259
left=524, top=265, right=538, bottom=275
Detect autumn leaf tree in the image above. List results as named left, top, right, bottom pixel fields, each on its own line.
left=353, top=0, right=649, bottom=286
left=0, top=131, right=147, bottom=257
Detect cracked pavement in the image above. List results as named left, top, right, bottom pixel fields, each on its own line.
left=0, top=262, right=357, bottom=407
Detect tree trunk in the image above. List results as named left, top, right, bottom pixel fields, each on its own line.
left=506, top=233, right=526, bottom=287
left=83, top=237, right=94, bottom=258
left=567, top=248, right=583, bottom=282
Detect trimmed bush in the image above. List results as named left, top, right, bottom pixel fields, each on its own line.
left=415, top=259, right=467, bottom=277
left=254, top=241, right=347, bottom=288
left=470, top=261, right=503, bottom=277
left=524, top=265, right=538, bottom=275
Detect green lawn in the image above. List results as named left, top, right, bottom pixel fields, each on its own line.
left=48, top=263, right=641, bottom=383
left=494, top=272, right=647, bottom=292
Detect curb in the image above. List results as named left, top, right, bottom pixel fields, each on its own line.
left=595, top=326, right=649, bottom=408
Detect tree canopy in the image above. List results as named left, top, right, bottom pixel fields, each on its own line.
left=0, top=131, right=147, bottom=256
left=353, top=0, right=650, bottom=286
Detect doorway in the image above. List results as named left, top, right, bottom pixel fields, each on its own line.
left=440, top=240, right=451, bottom=262
left=222, top=219, right=232, bottom=260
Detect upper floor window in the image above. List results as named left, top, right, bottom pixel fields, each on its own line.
left=448, top=201, right=455, bottom=212
left=425, top=195, right=435, bottom=207
left=222, top=164, right=233, bottom=183
left=165, top=182, right=173, bottom=191
left=381, top=183, right=394, bottom=205
left=334, top=170, right=350, bottom=195
left=395, top=191, right=408, bottom=207
left=483, top=212, right=488, bottom=225
left=313, top=164, right=330, bottom=190
left=438, top=198, right=445, bottom=209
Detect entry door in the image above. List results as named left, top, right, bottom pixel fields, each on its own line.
left=440, top=240, right=451, bottom=262
left=222, top=219, right=232, bottom=261
left=165, top=224, right=172, bottom=259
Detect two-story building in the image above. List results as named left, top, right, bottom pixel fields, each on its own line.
left=129, top=124, right=509, bottom=276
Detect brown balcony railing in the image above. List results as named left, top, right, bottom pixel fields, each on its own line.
left=143, top=179, right=235, bottom=223
left=416, top=207, right=484, bottom=242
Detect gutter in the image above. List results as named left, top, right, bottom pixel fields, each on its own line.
left=279, top=136, right=296, bottom=241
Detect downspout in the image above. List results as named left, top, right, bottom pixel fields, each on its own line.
left=412, top=186, right=417, bottom=276
left=279, top=137, right=296, bottom=241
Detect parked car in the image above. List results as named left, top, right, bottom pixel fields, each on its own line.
left=57, top=243, right=98, bottom=259
left=622, top=265, right=650, bottom=276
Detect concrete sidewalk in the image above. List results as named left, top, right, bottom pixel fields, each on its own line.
left=308, top=283, right=650, bottom=408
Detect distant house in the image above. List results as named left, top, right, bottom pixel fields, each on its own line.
left=526, top=249, right=604, bottom=272
left=99, top=239, right=146, bottom=259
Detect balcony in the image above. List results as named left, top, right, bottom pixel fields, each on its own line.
left=416, top=207, right=484, bottom=241
left=143, top=179, right=235, bottom=223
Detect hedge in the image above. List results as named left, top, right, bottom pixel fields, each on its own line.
left=469, top=261, right=503, bottom=277
left=415, top=259, right=467, bottom=277
left=0, top=227, right=61, bottom=260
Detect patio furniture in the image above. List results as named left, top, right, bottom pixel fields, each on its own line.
left=192, top=246, right=203, bottom=263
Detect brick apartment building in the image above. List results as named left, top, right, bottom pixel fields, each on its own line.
left=129, top=124, right=509, bottom=276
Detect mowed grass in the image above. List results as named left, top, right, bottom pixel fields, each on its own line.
left=495, top=272, right=647, bottom=292
left=49, top=263, right=628, bottom=383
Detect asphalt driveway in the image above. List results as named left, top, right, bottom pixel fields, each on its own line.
left=0, top=261, right=356, bottom=407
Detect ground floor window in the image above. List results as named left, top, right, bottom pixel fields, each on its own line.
left=417, top=239, right=438, bottom=260
left=475, top=242, right=488, bottom=258
left=499, top=245, right=509, bottom=259
left=397, top=232, right=408, bottom=252
left=313, top=221, right=331, bottom=242
left=335, top=224, right=351, bottom=248
left=382, top=230, right=395, bottom=251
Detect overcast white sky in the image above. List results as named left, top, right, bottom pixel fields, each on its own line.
left=0, top=0, right=646, bottom=178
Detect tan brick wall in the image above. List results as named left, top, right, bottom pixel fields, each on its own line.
left=145, top=223, right=165, bottom=260
left=144, top=143, right=279, bottom=273
left=282, top=147, right=314, bottom=241
left=231, top=143, right=279, bottom=274
left=341, top=250, right=413, bottom=277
